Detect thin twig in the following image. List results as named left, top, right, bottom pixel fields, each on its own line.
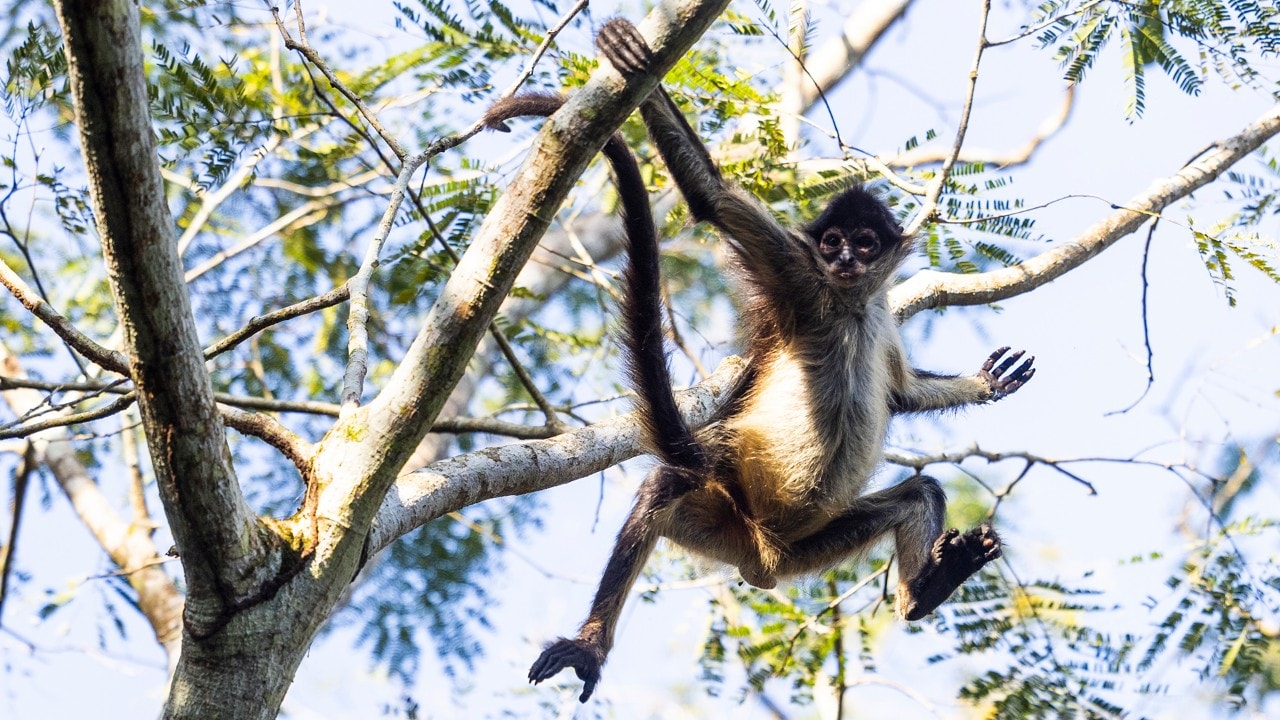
left=1106, top=217, right=1159, bottom=415
left=907, top=0, right=992, bottom=237
left=495, top=0, right=589, bottom=100
left=203, top=283, right=351, bottom=359
left=268, top=1, right=409, bottom=160
left=487, top=324, right=568, bottom=432
left=0, top=393, right=137, bottom=440
left=0, top=257, right=129, bottom=374
left=0, top=373, right=561, bottom=439
left=985, top=0, right=1107, bottom=49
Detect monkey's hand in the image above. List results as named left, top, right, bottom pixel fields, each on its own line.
left=978, top=346, right=1036, bottom=401
left=596, top=18, right=653, bottom=77
left=529, top=637, right=605, bottom=703
left=899, top=524, right=1002, bottom=621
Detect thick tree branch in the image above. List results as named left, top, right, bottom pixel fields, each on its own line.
left=783, top=0, right=913, bottom=122
left=314, top=0, right=735, bottom=556
left=53, top=0, right=275, bottom=624
left=367, top=357, right=746, bottom=555
left=890, top=103, right=1280, bottom=319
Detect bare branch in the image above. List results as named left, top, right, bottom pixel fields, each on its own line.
left=318, top=0, right=737, bottom=546
left=203, top=283, right=351, bottom=360
left=890, top=103, right=1280, bottom=319
left=367, top=356, right=746, bottom=555
left=0, top=344, right=182, bottom=663
left=54, top=0, right=273, bottom=621
left=0, top=256, right=129, bottom=374
left=218, top=405, right=313, bottom=471
left=496, top=0, right=590, bottom=99
left=339, top=155, right=424, bottom=415
left=0, top=392, right=136, bottom=440
left=268, top=1, right=409, bottom=161
left=907, top=0, right=992, bottom=236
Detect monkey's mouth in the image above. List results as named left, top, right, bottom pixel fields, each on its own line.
left=830, top=266, right=865, bottom=286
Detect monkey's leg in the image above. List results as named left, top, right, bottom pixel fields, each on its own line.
left=774, top=475, right=1001, bottom=620
left=528, top=465, right=693, bottom=702
left=898, top=522, right=1002, bottom=620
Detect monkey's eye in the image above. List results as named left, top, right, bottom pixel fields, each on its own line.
left=819, top=229, right=843, bottom=250
left=852, top=231, right=880, bottom=254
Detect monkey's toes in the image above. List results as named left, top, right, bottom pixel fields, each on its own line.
left=965, top=523, right=1003, bottom=566
left=929, top=527, right=961, bottom=563
left=597, top=18, right=652, bottom=76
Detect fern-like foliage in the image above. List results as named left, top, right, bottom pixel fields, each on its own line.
left=1033, top=0, right=1277, bottom=120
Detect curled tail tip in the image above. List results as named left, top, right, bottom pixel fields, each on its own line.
left=482, top=93, right=567, bottom=132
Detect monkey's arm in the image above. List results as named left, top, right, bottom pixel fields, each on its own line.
left=890, top=345, right=1036, bottom=413
left=597, top=20, right=805, bottom=281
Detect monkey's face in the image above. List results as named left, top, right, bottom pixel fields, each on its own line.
left=817, top=226, right=884, bottom=287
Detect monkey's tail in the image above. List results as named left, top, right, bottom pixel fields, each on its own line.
left=482, top=94, right=709, bottom=472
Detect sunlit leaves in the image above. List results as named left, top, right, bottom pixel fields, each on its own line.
left=1034, top=0, right=1274, bottom=120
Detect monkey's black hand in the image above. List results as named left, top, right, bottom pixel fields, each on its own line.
left=528, top=637, right=605, bottom=703
left=978, top=346, right=1036, bottom=400
left=596, top=18, right=653, bottom=77
left=900, top=524, right=1002, bottom=621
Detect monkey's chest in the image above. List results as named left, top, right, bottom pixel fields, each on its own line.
left=725, top=350, right=889, bottom=528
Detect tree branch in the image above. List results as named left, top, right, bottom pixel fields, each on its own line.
left=0, top=344, right=183, bottom=665
left=907, top=0, right=991, bottom=235
left=0, top=256, right=128, bottom=374
left=890, top=103, right=1280, bottom=319
left=314, top=0, right=736, bottom=556
left=367, top=356, right=746, bottom=555
left=53, top=0, right=274, bottom=623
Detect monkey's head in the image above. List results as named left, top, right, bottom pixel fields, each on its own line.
left=805, top=187, right=910, bottom=291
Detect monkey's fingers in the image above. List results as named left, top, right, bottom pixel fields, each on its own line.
left=528, top=637, right=603, bottom=702
left=980, top=346, right=1012, bottom=373
left=997, top=361, right=1036, bottom=396
left=597, top=18, right=653, bottom=76
left=991, top=349, right=1026, bottom=377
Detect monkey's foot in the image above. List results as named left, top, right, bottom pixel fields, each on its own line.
left=739, top=565, right=777, bottom=589
left=898, top=524, right=1002, bottom=621
left=978, top=346, right=1036, bottom=400
left=528, top=637, right=605, bottom=703
left=597, top=18, right=653, bottom=77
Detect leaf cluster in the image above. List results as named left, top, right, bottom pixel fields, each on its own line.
left=1034, top=0, right=1278, bottom=120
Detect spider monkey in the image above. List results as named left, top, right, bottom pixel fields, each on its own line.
left=485, top=18, right=1036, bottom=702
